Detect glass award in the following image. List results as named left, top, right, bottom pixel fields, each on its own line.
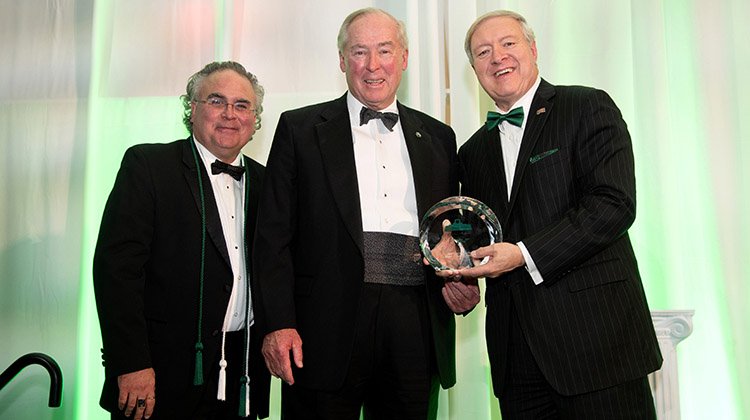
left=419, top=196, right=502, bottom=271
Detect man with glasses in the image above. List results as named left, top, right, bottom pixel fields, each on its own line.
left=93, top=61, right=270, bottom=419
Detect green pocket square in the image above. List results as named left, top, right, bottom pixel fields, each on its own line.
left=529, top=148, right=559, bottom=164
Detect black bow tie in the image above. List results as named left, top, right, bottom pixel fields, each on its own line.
left=211, top=160, right=244, bottom=180
left=360, top=107, right=399, bottom=131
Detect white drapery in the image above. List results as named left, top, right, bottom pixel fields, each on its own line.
left=1, top=1, right=748, bottom=419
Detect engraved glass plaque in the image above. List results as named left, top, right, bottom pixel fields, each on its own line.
left=419, top=196, right=502, bottom=271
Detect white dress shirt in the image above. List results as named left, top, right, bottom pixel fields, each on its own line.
left=194, top=138, right=251, bottom=331
left=347, top=93, right=419, bottom=237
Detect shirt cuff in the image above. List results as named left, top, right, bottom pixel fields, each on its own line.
left=517, top=241, right=544, bottom=285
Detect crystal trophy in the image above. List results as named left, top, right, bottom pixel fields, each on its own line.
left=419, top=196, right=502, bottom=271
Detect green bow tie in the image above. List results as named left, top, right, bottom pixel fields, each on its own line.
left=485, top=107, right=524, bottom=131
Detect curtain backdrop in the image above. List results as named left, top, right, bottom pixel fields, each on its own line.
left=1, top=0, right=747, bottom=419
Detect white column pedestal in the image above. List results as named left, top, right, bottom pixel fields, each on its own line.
left=649, top=310, right=694, bottom=420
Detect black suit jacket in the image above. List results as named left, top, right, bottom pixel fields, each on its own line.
left=253, top=94, right=459, bottom=390
left=459, top=79, right=662, bottom=396
left=93, top=138, right=270, bottom=418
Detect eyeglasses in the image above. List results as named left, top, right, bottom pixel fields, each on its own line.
left=194, top=97, right=256, bottom=115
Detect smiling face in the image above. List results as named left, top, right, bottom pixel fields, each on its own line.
left=469, top=16, right=539, bottom=111
left=339, top=12, right=408, bottom=111
left=190, top=69, right=257, bottom=162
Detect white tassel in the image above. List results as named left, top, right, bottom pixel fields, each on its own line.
left=217, top=331, right=228, bottom=401
left=243, top=380, right=250, bottom=417
left=217, top=358, right=228, bottom=401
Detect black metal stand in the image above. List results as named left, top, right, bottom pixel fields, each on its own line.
left=0, top=352, right=63, bottom=407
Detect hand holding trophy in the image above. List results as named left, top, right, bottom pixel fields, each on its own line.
left=419, top=196, right=502, bottom=272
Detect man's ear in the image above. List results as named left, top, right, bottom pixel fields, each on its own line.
left=339, top=52, right=347, bottom=73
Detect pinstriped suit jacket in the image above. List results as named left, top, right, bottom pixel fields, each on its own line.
left=459, top=79, right=662, bottom=396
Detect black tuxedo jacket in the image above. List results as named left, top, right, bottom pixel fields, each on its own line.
left=459, top=79, right=662, bottom=396
left=253, top=94, right=460, bottom=390
left=93, top=138, right=270, bottom=418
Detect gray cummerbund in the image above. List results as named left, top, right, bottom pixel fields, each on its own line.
left=363, top=231, right=425, bottom=286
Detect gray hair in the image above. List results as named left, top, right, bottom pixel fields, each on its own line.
left=337, top=8, right=409, bottom=53
left=464, top=10, right=536, bottom=65
left=180, top=61, right=265, bottom=133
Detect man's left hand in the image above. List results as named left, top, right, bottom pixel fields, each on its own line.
left=117, top=368, right=155, bottom=420
left=442, top=277, right=480, bottom=313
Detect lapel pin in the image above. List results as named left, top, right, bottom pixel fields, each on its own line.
left=415, top=132, right=422, bottom=138
left=536, top=107, right=546, bottom=115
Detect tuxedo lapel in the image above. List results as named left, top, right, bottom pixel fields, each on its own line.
left=182, top=138, right=232, bottom=267
left=470, top=128, right=509, bottom=225
left=397, top=103, right=434, bottom=216
left=317, top=96, right=365, bottom=255
left=242, top=155, right=261, bottom=239
left=507, top=79, right=555, bottom=217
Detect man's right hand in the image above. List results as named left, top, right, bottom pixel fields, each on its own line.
left=117, top=367, right=155, bottom=419
left=457, top=242, right=525, bottom=279
left=262, top=328, right=303, bottom=385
